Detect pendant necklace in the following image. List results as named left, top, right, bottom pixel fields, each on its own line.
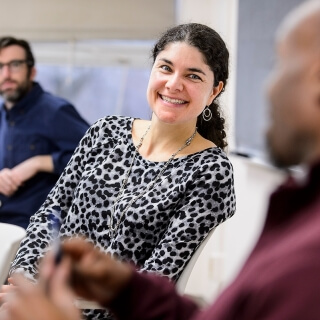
left=108, top=125, right=197, bottom=238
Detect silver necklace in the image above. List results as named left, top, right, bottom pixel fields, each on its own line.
left=108, top=125, right=197, bottom=238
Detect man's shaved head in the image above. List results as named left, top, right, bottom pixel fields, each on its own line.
left=266, top=0, right=320, bottom=168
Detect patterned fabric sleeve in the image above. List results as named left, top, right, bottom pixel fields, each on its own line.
left=140, top=156, right=236, bottom=281
left=9, top=120, right=103, bottom=280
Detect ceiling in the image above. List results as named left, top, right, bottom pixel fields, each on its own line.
left=0, top=0, right=176, bottom=41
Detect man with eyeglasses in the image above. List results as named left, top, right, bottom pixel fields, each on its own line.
left=0, top=36, right=89, bottom=229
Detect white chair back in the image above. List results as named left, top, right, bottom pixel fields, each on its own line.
left=0, top=223, right=26, bottom=284
left=176, top=227, right=216, bottom=294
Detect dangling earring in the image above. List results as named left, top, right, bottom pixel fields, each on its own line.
left=202, top=106, right=212, bottom=121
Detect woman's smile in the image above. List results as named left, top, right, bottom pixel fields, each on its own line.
left=159, top=93, right=188, bottom=106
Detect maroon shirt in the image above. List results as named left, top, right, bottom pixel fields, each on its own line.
left=109, top=161, right=320, bottom=320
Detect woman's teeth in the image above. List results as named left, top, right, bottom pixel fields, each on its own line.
left=161, top=95, right=186, bottom=104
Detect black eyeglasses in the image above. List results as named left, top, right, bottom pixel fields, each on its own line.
left=0, top=60, right=30, bottom=73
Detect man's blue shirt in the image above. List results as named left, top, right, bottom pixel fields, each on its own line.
left=0, top=82, right=90, bottom=228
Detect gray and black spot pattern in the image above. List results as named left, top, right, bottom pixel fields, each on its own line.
left=10, top=115, right=236, bottom=319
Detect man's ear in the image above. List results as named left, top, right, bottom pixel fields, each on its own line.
left=314, top=59, right=320, bottom=108
left=307, top=54, right=320, bottom=109
left=317, top=66, right=320, bottom=108
left=29, top=67, right=37, bottom=81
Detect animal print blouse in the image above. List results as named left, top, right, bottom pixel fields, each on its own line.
left=10, top=115, right=236, bottom=284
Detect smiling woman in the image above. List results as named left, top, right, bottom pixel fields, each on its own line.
left=8, top=23, right=236, bottom=320
left=147, top=42, right=218, bottom=132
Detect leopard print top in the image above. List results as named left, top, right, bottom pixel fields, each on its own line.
left=10, top=115, right=236, bottom=283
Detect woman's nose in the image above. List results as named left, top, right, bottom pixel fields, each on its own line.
left=165, top=74, right=183, bottom=92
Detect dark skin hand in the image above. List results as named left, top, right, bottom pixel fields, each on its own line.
left=61, top=238, right=133, bottom=307
left=0, top=238, right=133, bottom=320
left=0, top=254, right=80, bottom=320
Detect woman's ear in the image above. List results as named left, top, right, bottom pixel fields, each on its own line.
left=207, top=81, right=224, bottom=106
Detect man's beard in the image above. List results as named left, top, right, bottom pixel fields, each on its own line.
left=0, top=80, right=30, bottom=104
left=266, top=128, right=310, bottom=169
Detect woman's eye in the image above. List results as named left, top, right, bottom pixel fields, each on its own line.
left=189, top=74, right=202, bottom=81
left=160, top=65, right=171, bottom=72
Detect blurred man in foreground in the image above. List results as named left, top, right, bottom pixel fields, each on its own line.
left=1, top=1, right=320, bottom=319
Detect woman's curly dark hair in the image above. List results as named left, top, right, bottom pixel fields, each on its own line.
left=151, top=23, right=229, bottom=149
